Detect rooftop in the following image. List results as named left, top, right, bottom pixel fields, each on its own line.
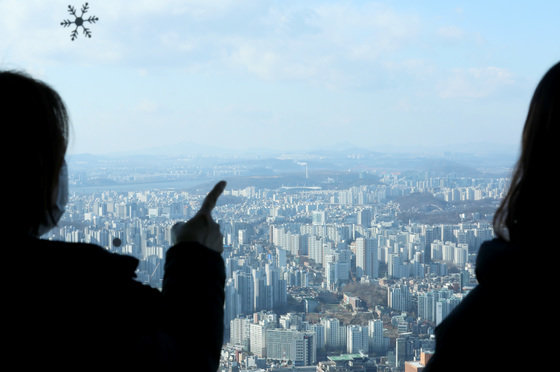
left=328, top=354, right=367, bottom=362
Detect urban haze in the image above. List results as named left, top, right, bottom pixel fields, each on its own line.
left=48, top=148, right=513, bottom=371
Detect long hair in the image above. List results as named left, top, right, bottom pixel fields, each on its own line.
left=1, top=70, right=69, bottom=236
left=493, top=61, right=560, bottom=244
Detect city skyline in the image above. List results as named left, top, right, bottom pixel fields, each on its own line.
left=47, top=160, right=501, bottom=370
left=4, top=2, right=556, bottom=370
left=1, top=1, right=559, bottom=155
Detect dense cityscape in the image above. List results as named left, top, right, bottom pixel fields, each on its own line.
left=4, top=1, right=557, bottom=370
left=48, top=151, right=510, bottom=372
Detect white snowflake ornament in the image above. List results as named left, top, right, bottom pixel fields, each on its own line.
left=60, top=2, right=99, bottom=41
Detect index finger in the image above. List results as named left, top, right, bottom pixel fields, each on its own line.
left=198, top=180, right=227, bottom=216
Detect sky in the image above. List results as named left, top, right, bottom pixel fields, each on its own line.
left=1, top=0, right=559, bottom=156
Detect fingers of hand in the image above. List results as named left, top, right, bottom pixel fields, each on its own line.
left=171, top=181, right=225, bottom=249
left=199, top=180, right=227, bottom=216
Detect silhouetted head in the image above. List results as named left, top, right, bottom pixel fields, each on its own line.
left=1, top=70, right=69, bottom=236
left=493, top=61, right=560, bottom=245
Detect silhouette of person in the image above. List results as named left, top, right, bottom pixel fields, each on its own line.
left=2, top=70, right=226, bottom=371
left=424, top=61, right=560, bottom=371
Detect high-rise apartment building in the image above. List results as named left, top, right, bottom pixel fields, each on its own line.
left=230, top=317, right=251, bottom=350
left=308, top=236, right=324, bottom=264
left=355, top=237, right=378, bottom=279
left=325, top=248, right=351, bottom=289
left=252, top=268, right=266, bottom=312
left=233, top=270, right=254, bottom=315
left=388, top=285, right=410, bottom=312
left=265, top=329, right=316, bottom=366
left=418, top=290, right=461, bottom=324
left=368, top=319, right=385, bottom=353
left=321, top=317, right=346, bottom=349
left=250, top=321, right=272, bottom=357
left=311, top=323, right=325, bottom=350
left=346, top=325, right=369, bottom=354
left=225, top=279, right=241, bottom=326
left=396, top=335, right=415, bottom=370
left=357, top=208, right=372, bottom=227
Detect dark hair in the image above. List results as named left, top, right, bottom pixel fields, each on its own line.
left=493, top=61, right=560, bottom=244
left=1, top=70, right=69, bottom=236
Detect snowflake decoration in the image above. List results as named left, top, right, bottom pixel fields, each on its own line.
left=60, top=3, right=99, bottom=41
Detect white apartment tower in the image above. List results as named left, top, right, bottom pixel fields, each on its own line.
left=368, top=319, right=385, bottom=353
left=355, top=237, right=378, bottom=279
left=346, top=325, right=369, bottom=354
left=321, top=317, right=345, bottom=349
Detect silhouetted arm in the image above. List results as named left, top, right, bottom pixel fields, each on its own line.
left=162, top=241, right=225, bottom=371
left=160, top=181, right=226, bottom=370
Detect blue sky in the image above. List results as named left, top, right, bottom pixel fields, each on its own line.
left=1, top=0, right=559, bottom=155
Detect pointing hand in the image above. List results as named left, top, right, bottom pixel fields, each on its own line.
left=171, top=181, right=226, bottom=253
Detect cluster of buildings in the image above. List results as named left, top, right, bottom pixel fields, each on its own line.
left=223, top=310, right=438, bottom=371
left=48, top=171, right=505, bottom=371
left=226, top=312, right=387, bottom=367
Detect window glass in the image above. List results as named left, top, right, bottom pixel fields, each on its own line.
left=2, top=1, right=558, bottom=369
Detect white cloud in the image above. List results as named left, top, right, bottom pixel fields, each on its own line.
left=229, top=43, right=278, bottom=79
left=94, top=0, right=239, bottom=20
left=1, top=0, right=535, bottom=154
left=217, top=2, right=422, bottom=88
left=0, top=1, right=426, bottom=89
left=437, top=67, right=515, bottom=99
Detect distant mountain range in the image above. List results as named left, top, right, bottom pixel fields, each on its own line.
left=68, top=144, right=516, bottom=178
left=71, top=140, right=518, bottom=158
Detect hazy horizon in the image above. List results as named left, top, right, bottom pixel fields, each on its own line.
left=68, top=138, right=519, bottom=158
